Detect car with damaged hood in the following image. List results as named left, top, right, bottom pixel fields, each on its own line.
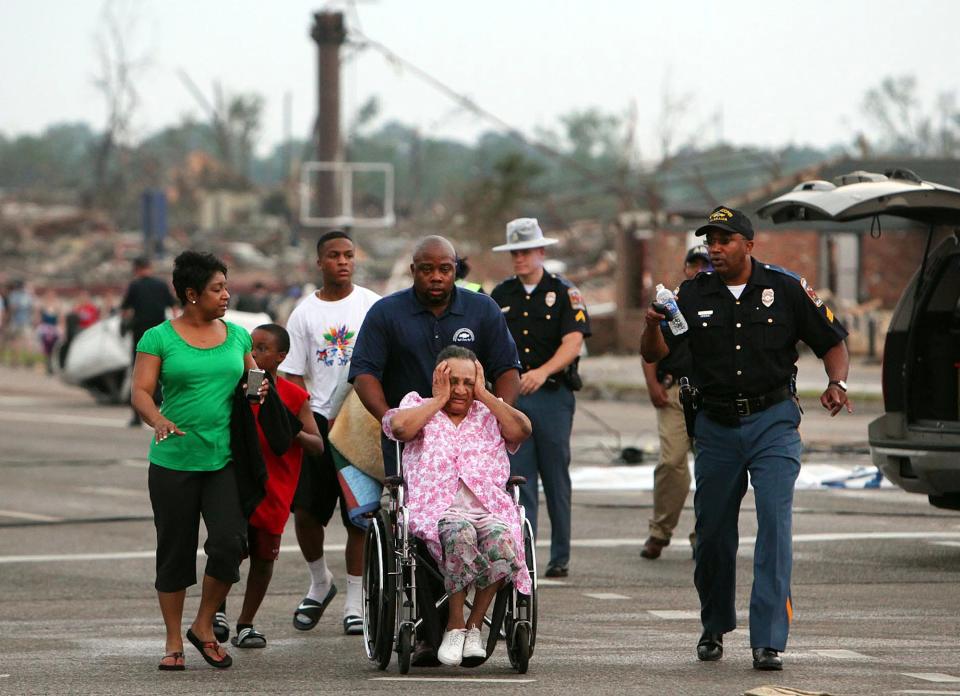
left=758, top=169, right=960, bottom=509
left=59, top=310, right=272, bottom=404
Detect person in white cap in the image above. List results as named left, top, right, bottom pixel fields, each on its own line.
left=490, top=218, right=591, bottom=578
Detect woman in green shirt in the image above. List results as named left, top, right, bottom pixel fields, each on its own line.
left=132, top=251, right=265, bottom=671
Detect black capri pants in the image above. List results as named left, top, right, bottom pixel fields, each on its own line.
left=148, top=463, right=247, bottom=593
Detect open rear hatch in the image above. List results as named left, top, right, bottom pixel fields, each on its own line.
left=758, top=169, right=960, bottom=430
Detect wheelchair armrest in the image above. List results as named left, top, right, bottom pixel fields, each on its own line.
left=506, top=475, right=527, bottom=488
left=384, top=475, right=404, bottom=489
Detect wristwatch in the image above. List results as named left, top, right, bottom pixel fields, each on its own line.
left=828, top=380, right=848, bottom=392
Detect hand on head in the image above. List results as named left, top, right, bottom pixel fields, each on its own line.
left=473, top=360, right=488, bottom=399
left=432, top=360, right=451, bottom=403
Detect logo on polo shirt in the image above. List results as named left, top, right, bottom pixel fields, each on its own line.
left=453, top=327, right=475, bottom=343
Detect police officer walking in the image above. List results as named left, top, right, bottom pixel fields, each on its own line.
left=640, top=206, right=853, bottom=671
left=491, top=218, right=591, bottom=578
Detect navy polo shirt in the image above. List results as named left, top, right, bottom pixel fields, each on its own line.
left=348, top=286, right=522, bottom=408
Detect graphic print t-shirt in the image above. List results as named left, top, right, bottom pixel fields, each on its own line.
left=279, top=286, right=381, bottom=418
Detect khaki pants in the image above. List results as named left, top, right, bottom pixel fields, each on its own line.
left=649, top=384, right=693, bottom=541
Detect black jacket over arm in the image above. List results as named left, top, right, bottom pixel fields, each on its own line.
left=230, top=377, right=304, bottom=518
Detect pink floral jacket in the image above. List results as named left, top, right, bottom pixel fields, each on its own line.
left=383, top=392, right=532, bottom=594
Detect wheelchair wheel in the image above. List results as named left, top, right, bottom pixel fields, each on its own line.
left=362, top=509, right=396, bottom=671
left=522, top=516, right=538, bottom=654
left=397, top=622, right=414, bottom=674
left=512, top=623, right=531, bottom=674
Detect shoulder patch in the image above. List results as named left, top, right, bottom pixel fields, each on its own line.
left=799, top=277, right=824, bottom=308
left=763, top=263, right=801, bottom=281
left=567, top=287, right=585, bottom=310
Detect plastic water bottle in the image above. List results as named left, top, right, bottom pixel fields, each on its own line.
left=655, top=284, right=688, bottom=336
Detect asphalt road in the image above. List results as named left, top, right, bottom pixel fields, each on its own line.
left=2, top=370, right=959, bottom=696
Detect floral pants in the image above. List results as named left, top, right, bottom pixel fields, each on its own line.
left=437, top=516, right=522, bottom=595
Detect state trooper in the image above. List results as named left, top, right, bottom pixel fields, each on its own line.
left=491, top=218, right=591, bottom=578
left=640, top=206, right=853, bottom=671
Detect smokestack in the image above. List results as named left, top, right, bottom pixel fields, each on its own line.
left=310, top=11, right=346, bottom=221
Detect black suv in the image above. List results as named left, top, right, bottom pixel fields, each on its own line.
left=759, top=169, right=960, bottom=509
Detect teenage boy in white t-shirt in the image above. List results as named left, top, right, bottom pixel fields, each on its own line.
left=279, top=230, right=380, bottom=635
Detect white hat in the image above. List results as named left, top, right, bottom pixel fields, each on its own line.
left=492, top=218, right=559, bottom=252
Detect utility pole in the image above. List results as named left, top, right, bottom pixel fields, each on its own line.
left=310, top=11, right=346, bottom=222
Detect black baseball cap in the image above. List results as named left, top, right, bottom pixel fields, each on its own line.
left=695, top=205, right=754, bottom=240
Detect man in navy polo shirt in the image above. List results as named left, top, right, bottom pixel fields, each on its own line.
left=349, top=234, right=521, bottom=667
left=349, top=235, right=521, bottom=458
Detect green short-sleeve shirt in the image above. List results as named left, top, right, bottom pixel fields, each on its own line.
left=136, top=320, right=252, bottom=471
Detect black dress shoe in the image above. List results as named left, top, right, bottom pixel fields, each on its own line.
left=640, top=536, right=669, bottom=560
left=545, top=564, right=568, bottom=578
left=696, top=631, right=723, bottom=661
left=752, top=647, right=782, bottom=671
left=411, top=640, right=440, bottom=667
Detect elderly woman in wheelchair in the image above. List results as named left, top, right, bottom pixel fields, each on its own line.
left=382, top=345, right=533, bottom=667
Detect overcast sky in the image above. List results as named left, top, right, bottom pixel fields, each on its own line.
left=2, top=0, right=958, bottom=159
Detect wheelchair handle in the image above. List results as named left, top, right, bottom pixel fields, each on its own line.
left=507, top=476, right=527, bottom=488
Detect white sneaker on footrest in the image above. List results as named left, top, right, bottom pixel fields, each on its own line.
left=462, top=627, right=485, bottom=659
left=437, top=629, right=466, bottom=665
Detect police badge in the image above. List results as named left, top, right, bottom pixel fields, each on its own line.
left=761, top=288, right=775, bottom=307
left=545, top=291, right=556, bottom=307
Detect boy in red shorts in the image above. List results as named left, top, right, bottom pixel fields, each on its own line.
left=228, top=324, right=325, bottom=648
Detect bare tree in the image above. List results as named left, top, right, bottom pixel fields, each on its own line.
left=90, top=0, right=149, bottom=208
left=861, top=75, right=960, bottom=157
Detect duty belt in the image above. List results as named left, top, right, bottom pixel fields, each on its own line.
left=701, top=385, right=792, bottom=419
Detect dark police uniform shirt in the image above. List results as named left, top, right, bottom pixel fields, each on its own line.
left=663, top=258, right=847, bottom=401
left=348, top=286, right=521, bottom=408
left=491, top=273, right=591, bottom=381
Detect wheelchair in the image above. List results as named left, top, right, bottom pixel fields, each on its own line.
left=361, top=442, right=538, bottom=674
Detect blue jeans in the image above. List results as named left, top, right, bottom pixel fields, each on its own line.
left=692, top=398, right=802, bottom=651
left=509, top=385, right=575, bottom=568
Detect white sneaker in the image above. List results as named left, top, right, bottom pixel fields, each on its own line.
left=437, top=629, right=466, bottom=665
left=462, top=627, right=485, bottom=659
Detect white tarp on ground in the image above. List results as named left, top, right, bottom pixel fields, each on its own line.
left=570, top=461, right=890, bottom=491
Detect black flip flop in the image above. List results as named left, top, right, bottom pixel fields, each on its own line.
left=158, top=651, right=185, bottom=671
left=342, top=615, right=363, bottom=635
left=292, top=585, right=337, bottom=631
left=212, top=611, right=229, bottom=643
left=185, top=628, right=233, bottom=669
left=231, top=626, right=267, bottom=648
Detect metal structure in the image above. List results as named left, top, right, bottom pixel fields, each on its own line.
left=299, top=161, right=396, bottom=228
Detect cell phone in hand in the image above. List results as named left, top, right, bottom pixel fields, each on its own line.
left=651, top=301, right=669, bottom=315
left=245, top=368, right=265, bottom=401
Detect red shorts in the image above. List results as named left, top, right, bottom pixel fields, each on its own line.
left=245, top=524, right=282, bottom=562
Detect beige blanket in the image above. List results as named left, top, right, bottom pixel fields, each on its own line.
left=328, top=390, right=384, bottom=483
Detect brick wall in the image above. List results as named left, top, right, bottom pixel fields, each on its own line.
left=860, top=226, right=953, bottom=308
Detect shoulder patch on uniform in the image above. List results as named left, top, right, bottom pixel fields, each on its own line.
left=799, top=277, right=824, bottom=308
left=575, top=309, right=586, bottom=323
left=763, top=263, right=801, bottom=281
left=567, top=287, right=585, bottom=310
left=825, top=306, right=834, bottom=323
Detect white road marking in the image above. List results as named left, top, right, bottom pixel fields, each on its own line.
left=930, top=541, right=960, bottom=548
left=0, top=543, right=345, bottom=565
left=536, top=578, right=566, bottom=587
left=371, top=677, right=536, bottom=684
left=903, top=674, right=960, bottom=683
left=583, top=592, right=630, bottom=600
left=895, top=691, right=960, bottom=695
left=0, top=509, right=62, bottom=522
left=0, top=410, right=126, bottom=428
left=7, top=531, right=960, bottom=565
left=76, top=486, right=144, bottom=498
left=648, top=610, right=700, bottom=620
left=812, top=649, right=876, bottom=660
